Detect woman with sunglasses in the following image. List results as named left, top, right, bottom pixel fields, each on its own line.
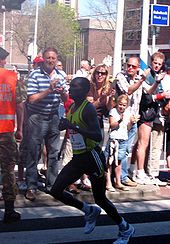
left=87, top=64, right=116, bottom=191
left=87, top=64, right=116, bottom=141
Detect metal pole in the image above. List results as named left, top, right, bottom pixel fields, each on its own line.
left=140, top=0, right=150, bottom=71
left=152, top=0, right=157, bottom=54
left=2, top=10, right=6, bottom=49
left=9, top=11, right=14, bottom=64
left=113, top=0, right=124, bottom=78
left=33, top=0, right=39, bottom=58
left=73, top=37, right=76, bottom=74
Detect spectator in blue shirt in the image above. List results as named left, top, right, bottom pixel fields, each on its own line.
left=25, top=47, right=68, bottom=201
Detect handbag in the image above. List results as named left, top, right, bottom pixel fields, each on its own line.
left=141, top=107, right=158, bottom=122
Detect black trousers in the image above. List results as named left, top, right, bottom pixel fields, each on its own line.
left=50, top=147, right=122, bottom=225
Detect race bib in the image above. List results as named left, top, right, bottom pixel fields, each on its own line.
left=69, top=130, right=86, bottom=150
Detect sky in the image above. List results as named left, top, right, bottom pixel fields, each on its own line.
left=39, top=0, right=95, bottom=17
left=79, top=0, right=91, bottom=17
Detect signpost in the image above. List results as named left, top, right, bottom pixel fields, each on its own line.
left=140, top=0, right=150, bottom=71
left=151, top=4, right=169, bottom=26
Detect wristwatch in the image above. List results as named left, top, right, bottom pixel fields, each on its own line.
left=118, top=119, right=123, bottom=123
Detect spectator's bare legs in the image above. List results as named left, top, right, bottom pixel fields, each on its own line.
left=137, top=124, right=151, bottom=169
left=106, top=165, right=115, bottom=191
left=80, top=174, right=91, bottom=191
left=167, top=156, right=170, bottom=170
left=128, top=142, right=137, bottom=181
left=135, top=123, right=152, bottom=184
left=114, top=163, right=121, bottom=186
left=114, top=161, right=129, bottom=191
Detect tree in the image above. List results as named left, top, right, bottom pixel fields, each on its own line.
left=37, top=3, right=80, bottom=58
left=4, top=1, right=80, bottom=61
left=85, top=0, right=117, bottom=52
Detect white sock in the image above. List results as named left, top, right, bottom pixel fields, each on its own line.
left=82, top=202, right=91, bottom=215
left=119, top=217, right=127, bottom=231
left=137, top=169, right=145, bottom=177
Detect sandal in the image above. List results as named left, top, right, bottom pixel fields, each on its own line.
left=106, top=186, right=116, bottom=192
left=115, top=184, right=129, bottom=191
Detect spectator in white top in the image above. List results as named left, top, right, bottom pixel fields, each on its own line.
left=74, top=60, right=91, bottom=79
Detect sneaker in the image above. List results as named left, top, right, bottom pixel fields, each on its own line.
left=3, top=210, right=21, bottom=224
left=84, top=205, right=101, bottom=234
left=135, top=173, right=154, bottom=185
left=114, top=223, right=135, bottom=244
left=17, top=181, right=27, bottom=191
left=40, top=168, right=47, bottom=177
left=151, top=177, right=167, bottom=186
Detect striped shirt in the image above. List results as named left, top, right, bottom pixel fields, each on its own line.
left=27, top=67, right=68, bottom=115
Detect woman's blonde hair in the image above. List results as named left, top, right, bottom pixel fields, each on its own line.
left=90, top=64, right=111, bottom=94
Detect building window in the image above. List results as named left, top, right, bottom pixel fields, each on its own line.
left=126, top=10, right=136, bottom=18
left=124, top=30, right=141, bottom=41
left=64, top=0, right=71, bottom=6
left=125, top=31, right=135, bottom=40
left=136, top=30, right=141, bottom=40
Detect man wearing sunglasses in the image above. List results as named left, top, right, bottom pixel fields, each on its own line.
left=115, top=55, right=164, bottom=187
left=115, top=56, right=145, bottom=188
left=128, top=52, right=167, bottom=186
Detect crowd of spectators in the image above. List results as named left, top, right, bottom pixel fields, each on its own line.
left=0, top=46, right=170, bottom=223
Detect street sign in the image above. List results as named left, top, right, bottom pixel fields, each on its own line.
left=151, top=4, right=169, bottom=26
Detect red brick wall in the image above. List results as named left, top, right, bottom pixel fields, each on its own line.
left=88, top=29, right=115, bottom=65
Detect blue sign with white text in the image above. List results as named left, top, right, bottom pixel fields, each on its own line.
left=151, top=4, right=169, bottom=26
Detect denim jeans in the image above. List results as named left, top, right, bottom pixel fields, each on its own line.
left=121, top=123, right=137, bottom=182
left=118, top=139, right=128, bottom=161
left=26, top=113, right=60, bottom=190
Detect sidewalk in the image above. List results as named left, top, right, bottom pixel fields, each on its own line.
left=1, top=182, right=170, bottom=209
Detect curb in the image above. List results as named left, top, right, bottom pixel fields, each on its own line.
left=0, top=184, right=161, bottom=209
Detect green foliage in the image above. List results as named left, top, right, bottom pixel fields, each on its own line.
left=37, top=3, right=81, bottom=58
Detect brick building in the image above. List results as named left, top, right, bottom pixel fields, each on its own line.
left=66, top=19, right=115, bottom=74
left=123, top=0, right=170, bottom=60
left=1, top=0, right=169, bottom=74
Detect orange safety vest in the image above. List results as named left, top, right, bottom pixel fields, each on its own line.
left=0, top=68, right=17, bottom=133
